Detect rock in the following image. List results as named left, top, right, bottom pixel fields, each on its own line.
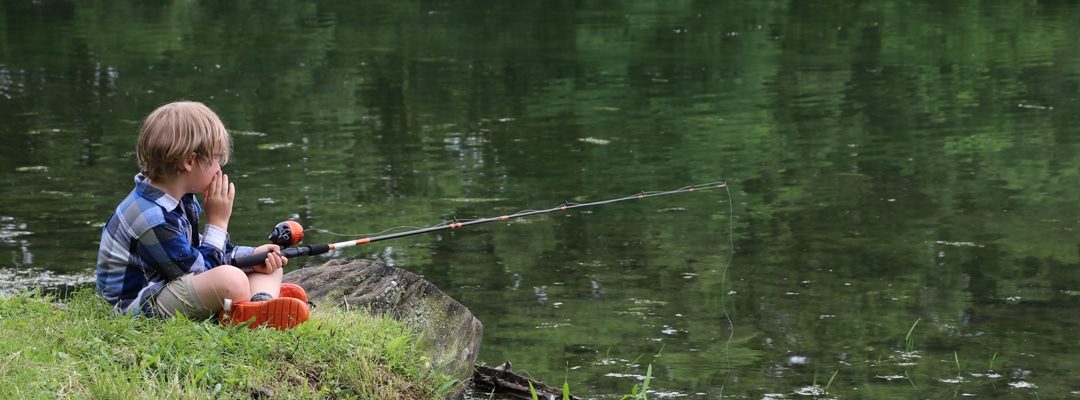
left=283, top=259, right=483, bottom=397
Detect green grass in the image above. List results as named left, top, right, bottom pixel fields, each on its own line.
left=904, top=318, right=921, bottom=353
left=0, top=289, right=455, bottom=399
left=824, top=370, right=839, bottom=394
left=620, top=364, right=652, bottom=400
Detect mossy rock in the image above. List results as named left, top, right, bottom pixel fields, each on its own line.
left=283, top=259, right=482, bottom=398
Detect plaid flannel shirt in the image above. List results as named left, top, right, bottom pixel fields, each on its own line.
left=95, top=174, right=254, bottom=316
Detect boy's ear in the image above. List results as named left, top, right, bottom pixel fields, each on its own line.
left=180, top=152, right=197, bottom=172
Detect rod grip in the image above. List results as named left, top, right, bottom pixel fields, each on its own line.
left=231, top=249, right=292, bottom=268
left=231, top=244, right=331, bottom=268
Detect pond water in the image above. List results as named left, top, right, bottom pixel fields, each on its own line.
left=3, top=1, right=1080, bottom=398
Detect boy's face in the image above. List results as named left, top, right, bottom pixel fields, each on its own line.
left=187, top=152, right=222, bottom=193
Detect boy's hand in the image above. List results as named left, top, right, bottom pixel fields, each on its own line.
left=250, top=244, right=288, bottom=274
left=203, top=172, right=234, bottom=231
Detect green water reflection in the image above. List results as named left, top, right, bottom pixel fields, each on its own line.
left=3, top=0, right=1080, bottom=397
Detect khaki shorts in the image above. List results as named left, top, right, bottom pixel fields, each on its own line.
left=154, top=274, right=214, bottom=320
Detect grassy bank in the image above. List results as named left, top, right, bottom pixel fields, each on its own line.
left=0, top=289, right=456, bottom=399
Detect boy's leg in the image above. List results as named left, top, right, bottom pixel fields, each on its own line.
left=247, top=267, right=283, bottom=299
left=155, top=274, right=217, bottom=319
left=226, top=268, right=309, bottom=329
left=192, top=265, right=252, bottom=311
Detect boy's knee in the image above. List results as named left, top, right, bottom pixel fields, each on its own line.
left=198, top=265, right=248, bottom=294
left=215, top=265, right=248, bottom=285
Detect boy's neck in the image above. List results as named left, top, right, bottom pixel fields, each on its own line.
left=147, top=176, right=189, bottom=202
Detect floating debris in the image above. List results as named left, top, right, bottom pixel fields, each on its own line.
left=1008, top=381, right=1037, bottom=389
left=793, top=385, right=824, bottom=396
left=896, top=350, right=921, bottom=361
left=933, top=240, right=983, bottom=248
left=604, top=372, right=647, bottom=380
left=657, top=207, right=686, bottom=213
left=229, top=130, right=268, bottom=137
left=0, top=229, right=31, bottom=241
left=593, top=358, right=629, bottom=366
left=257, top=142, right=293, bottom=150
left=629, top=298, right=668, bottom=305
left=1017, top=103, right=1053, bottom=110
left=257, top=197, right=275, bottom=205
left=443, top=197, right=507, bottom=203
left=40, top=190, right=73, bottom=197
left=535, top=321, right=571, bottom=329
left=788, top=355, right=809, bottom=365
left=647, top=390, right=689, bottom=398
left=15, top=166, right=49, bottom=173
left=875, top=375, right=907, bottom=381
left=578, top=137, right=611, bottom=145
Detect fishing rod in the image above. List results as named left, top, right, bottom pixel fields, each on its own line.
left=231, top=181, right=727, bottom=268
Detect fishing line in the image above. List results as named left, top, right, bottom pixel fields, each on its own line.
left=718, top=182, right=736, bottom=399
left=304, top=222, right=463, bottom=239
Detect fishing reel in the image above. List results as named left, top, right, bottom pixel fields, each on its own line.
left=233, top=220, right=327, bottom=268
left=267, top=220, right=305, bottom=248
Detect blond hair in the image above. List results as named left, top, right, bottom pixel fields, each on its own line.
left=136, top=101, right=231, bottom=180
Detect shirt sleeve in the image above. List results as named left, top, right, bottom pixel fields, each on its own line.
left=200, top=224, right=256, bottom=272
left=202, top=224, right=228, bottom=251
left=136, top=224, right=211, bottom=281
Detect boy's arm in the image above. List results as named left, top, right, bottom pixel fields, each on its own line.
left=136, top=224, right=212, bottom=281
left=199, top=224, right=255, bottom=271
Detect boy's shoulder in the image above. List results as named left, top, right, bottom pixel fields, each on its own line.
left=112, top=188, right=171, bottom=234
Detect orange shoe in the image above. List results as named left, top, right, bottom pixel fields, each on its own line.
left=278, top=283, right=308, bottom=303
left=222, top=297, right=310, bottom=330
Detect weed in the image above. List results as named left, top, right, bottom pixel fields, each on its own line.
left=904, top=318, right=921, bottom=352
left=824, top=370, right=839, bottom=394
left=619, top=364, right=653, bottom=400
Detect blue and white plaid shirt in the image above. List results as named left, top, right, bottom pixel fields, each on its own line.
left=96, top=174, right=253, bottom=316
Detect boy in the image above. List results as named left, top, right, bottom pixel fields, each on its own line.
left=96, top=101, right=309, bottom=329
